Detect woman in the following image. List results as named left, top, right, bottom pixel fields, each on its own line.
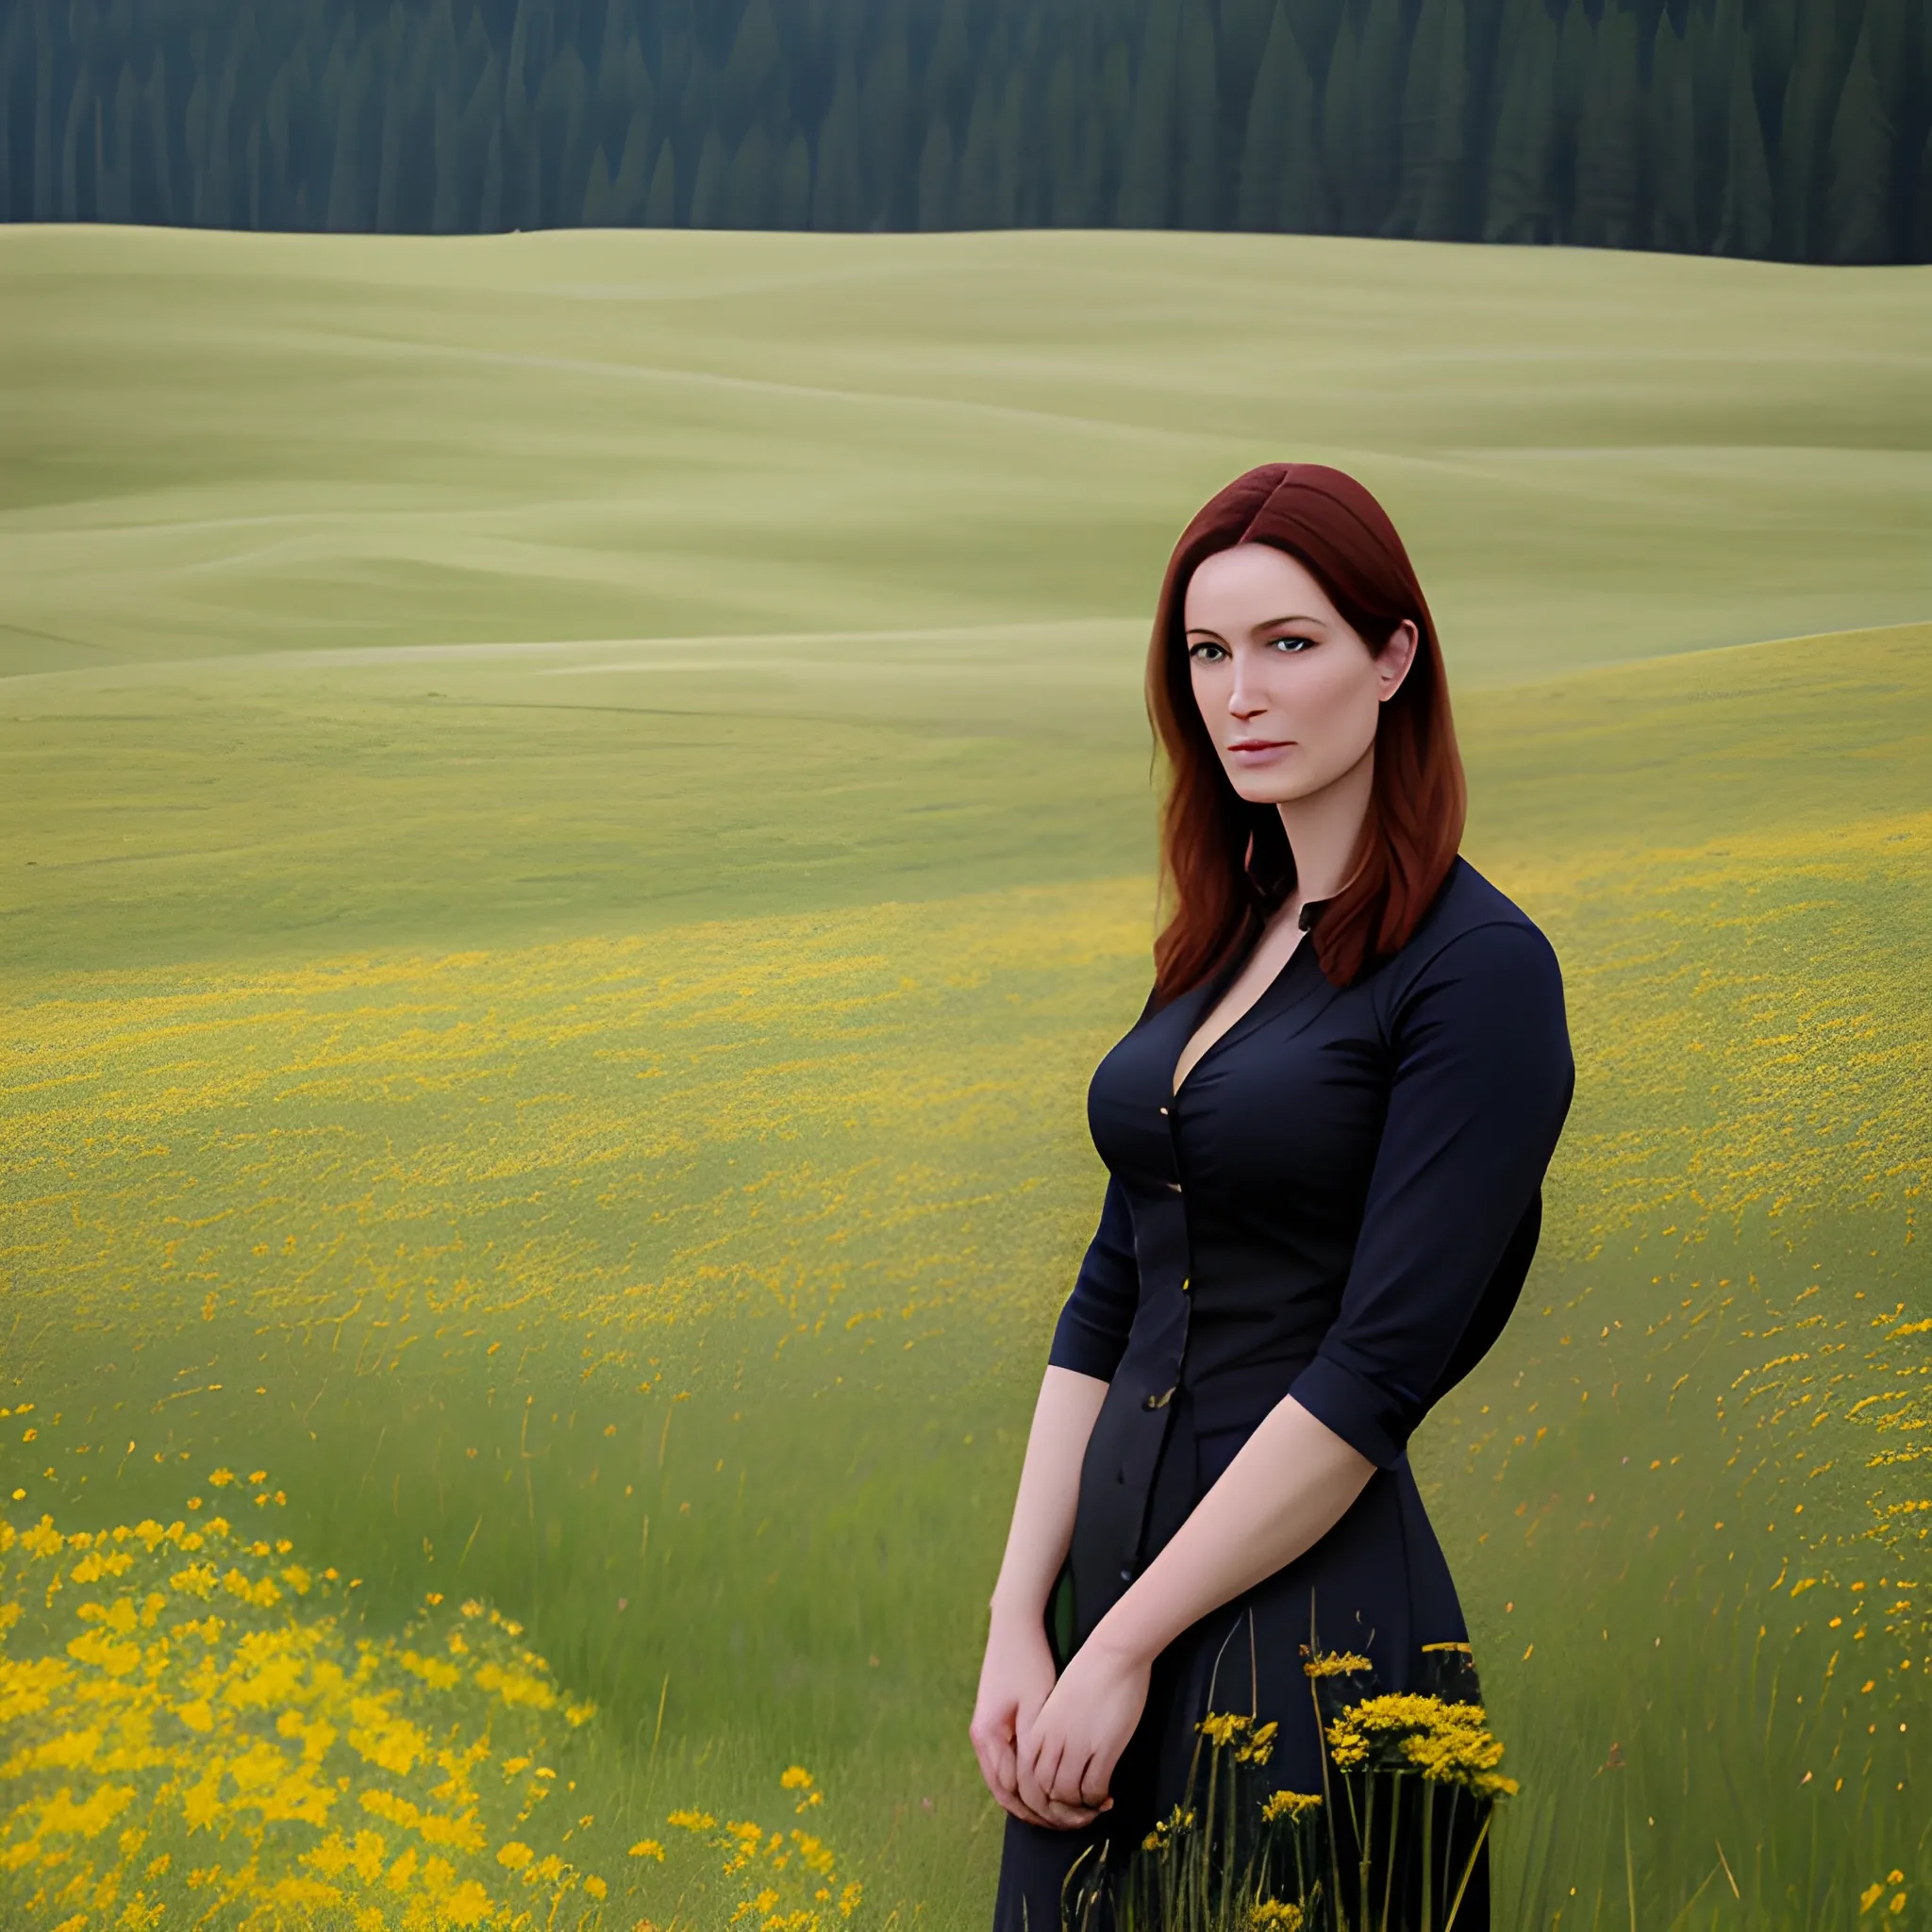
left=971, top=463, right=1574, bottom=1928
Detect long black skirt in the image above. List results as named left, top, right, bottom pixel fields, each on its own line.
left=991, top=1458, right=1493, bottom=1931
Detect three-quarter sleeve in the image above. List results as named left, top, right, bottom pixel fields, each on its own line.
left=1287, top=920, right=1574, bottom=1469
left=1047, top=1170, right=1141, bottom=1381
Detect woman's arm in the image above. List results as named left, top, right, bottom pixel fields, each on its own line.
left=971, top=1365, right=1110, bottom=1829
left=1015, top=1395, right=1373, bottom=1812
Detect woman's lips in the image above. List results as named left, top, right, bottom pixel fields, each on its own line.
left=1227, top=739, right=1293, bottom=758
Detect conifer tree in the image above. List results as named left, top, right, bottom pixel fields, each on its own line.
left=432, top=80, right=464, bottom=231
left=778, top=127, right=810, bottom=227
left=1752, top=0, right=1796, bottom=150
left=810, top=54, right=859, bottom=229
left=60, top=69, right=92, bottom=220
left=860, top=20, right=914, bottom=228
left=1824, top=14, right=1896, bottom=259
left=1776, top=0, right=1842, bottom=258
left=33, top=0, right=56, bottom=221
left=1389, top=0, right=1467, bottom=237
left=1694, top=0, right=1741, bottom=239
left=581, top=142, right=614, bottom=222
left=373, top=42, right=408, bottom=231
left=1573, top=3, right=1641, bottom=246
left=1240, top=3, right=1325, bottom=231
left=721, top=0, right=783, bottom=152
left=143, top=49, right=176, bottom=225
left=1715, top=30, right=1774, bottom=254
left=1042, top=48, right=1091, bottom=225
left=644, top=137, right=675, bottom=224
left=1176, top=0, right=1220, bottom=227
left=105, top=65, right=140, bottom=223
left=1915, top=125, right=1932, bottom=258
left=611, top=107, right=653, bottom=221
left=459, top=53, right=500, bottom=226
left=325, top=58, right=365, bottom=231
left=726, top=120, right=773, bottom=227
left=0, top=10, right=20, bottom=217
left=1552, top=0, right=1594, bottom=233
left=478, top=120, right=504, bottom=229
left=956, top=51, right=1018, bottom=229
left=916, top=116, right=952, bottom=228
left=1353, top=0, right=1409, bottom=234
left=1220, top=0, right=1280, bottom=196
left=1097, top=36, right=1133, bottom=212
left=1649, top=8, right=1700, bottom=252
left=689, top=125, right=724, bottom=226
left=926, top=0, right=973, bottom=138
left=1482, top=0, right=1559, bottom=242
left=1118, top=0, right=1182, bottom=226
left=1322, top=4, right=1362, bottom=228
left=535, top=45, right=589, bottom=228
left=1412, top=0, right=1468, bottom=237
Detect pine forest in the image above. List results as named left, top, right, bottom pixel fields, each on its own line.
left=3, top=0, right=1928, bottom=272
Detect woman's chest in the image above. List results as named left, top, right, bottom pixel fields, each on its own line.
left=1088, top=970, right=1393, bottom=1207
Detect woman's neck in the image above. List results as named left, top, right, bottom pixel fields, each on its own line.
left=1275, top=742, right=1375, bottom=904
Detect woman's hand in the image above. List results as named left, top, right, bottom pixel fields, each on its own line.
left=1014, top=1631, right=1149, bottom=1824
left=970, top=1608, right=1079, bottom=1828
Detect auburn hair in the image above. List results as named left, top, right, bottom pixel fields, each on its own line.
left=1147, top=462, right=1466, bottom=999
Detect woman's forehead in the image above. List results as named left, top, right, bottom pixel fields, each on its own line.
left=1184, top=542, right=1329, bottom=616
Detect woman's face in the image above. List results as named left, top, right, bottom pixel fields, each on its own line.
left=1182, top=541, right=1418, bottom=808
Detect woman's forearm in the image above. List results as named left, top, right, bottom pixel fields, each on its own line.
left=989, top=1365, right=1109, bottom=1625
left=1083, top=1392, right=1375, bottom=1666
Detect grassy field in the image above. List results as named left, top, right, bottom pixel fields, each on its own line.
left=3, top=225, right=1931, bottom=1930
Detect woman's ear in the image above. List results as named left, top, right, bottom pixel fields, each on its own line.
left=1375, top=620, right=1421, bottom=702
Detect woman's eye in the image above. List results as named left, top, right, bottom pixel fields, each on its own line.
left=1270, top=634, right=1314, bottom=653
left=1188, top=641, right=1227, bottom=661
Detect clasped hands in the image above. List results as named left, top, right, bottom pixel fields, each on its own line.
left=969, top=1606, right=1152, bottom=1831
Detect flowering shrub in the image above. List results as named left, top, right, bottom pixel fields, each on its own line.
left=1, top=1503, right=607, bottom=1930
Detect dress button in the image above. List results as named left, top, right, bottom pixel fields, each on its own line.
left=1167, top=1180, right=1183, bottom=1193
left=1143, top=1386, right=1174, bottom=1410
left=1120, top=1566, right=1135, bottom=1582
left=1180, top=1275, right=1191, bottom=1292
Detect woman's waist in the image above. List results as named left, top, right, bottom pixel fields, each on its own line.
left=1179, top=1354, right=1320, bottom=1435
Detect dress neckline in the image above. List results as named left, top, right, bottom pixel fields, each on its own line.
left=1169, top=897, right=1330, bottom=1104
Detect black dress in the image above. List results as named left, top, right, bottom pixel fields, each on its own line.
left=993, top=857, right=1574, bottom=1929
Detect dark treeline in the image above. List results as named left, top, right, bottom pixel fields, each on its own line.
left=3, top=0, right=1928, bottom=261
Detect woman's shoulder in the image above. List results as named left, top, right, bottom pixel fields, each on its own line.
left=1386, top=857, right=1564, bottom=999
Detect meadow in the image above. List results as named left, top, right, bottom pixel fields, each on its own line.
left=3, top=225, right=1931, bottom=1929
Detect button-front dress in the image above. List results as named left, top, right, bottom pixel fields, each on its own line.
left=993, top=857, right=1574, bottom=1928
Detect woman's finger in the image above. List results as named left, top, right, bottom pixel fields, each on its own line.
left=1047, top=1740, right=1091, bottom=1807
left=1016, top=1730, right=1059, bottom=1820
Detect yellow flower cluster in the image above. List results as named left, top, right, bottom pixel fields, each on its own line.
left=1194, top=1712, right=1277, bottom=1768
left=655, top=1775, right=862, bottom=1929
left=1324, top=1693, right=1518, bottom=1796
left=1258, top=1790, right=1323, bottom=1824
left=1858, top=1870, right=1907, bottom=1916
left=1140, top=1804, right=1197, bottom=1855
left=1, top=1505, right=607, bottom=1928
left=1301, top=1650, right=1373, bottom=1680
left=1247, top=1901, right=1305, bottom=1929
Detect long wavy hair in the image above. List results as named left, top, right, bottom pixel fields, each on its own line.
left=1147, top=462, right=1466, bottom=999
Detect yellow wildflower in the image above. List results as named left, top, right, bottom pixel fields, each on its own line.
left=1260, top=1790, right=1324, bottom=1823
left=1303, top=1650, right=1374, bottom=1678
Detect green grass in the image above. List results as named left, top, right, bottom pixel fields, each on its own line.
left=3, top=225, right=1930, bottom=1930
